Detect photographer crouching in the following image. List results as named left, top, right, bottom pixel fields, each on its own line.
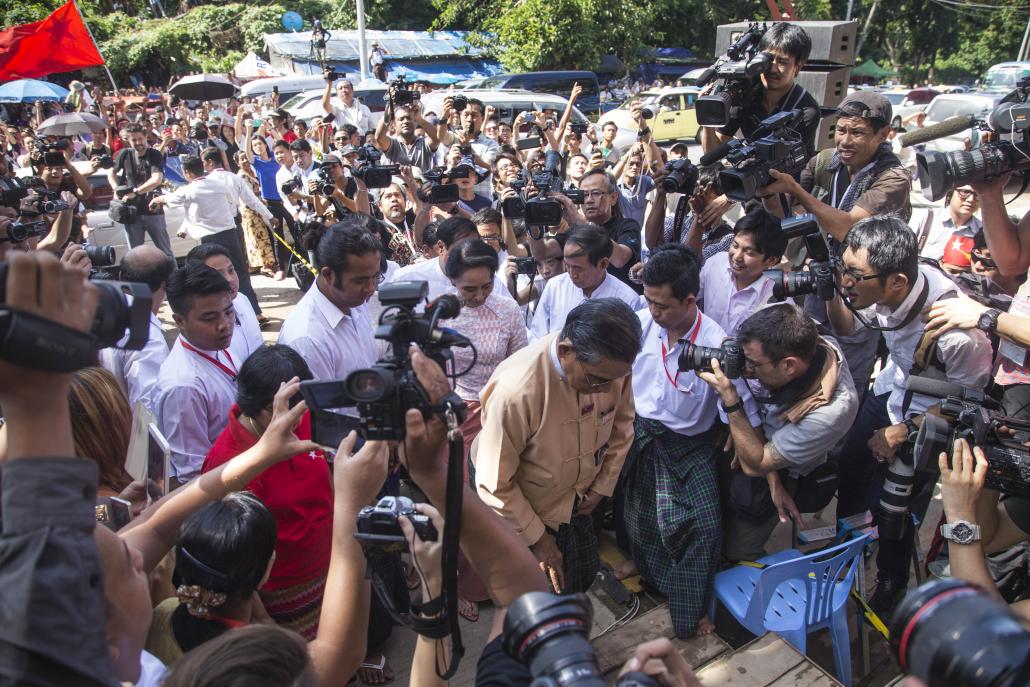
left=696, top=304, right=859, bottom=562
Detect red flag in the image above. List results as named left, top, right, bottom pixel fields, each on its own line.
left=0, top=1, right=105, bottom=82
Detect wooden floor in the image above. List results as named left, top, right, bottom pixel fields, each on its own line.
left=593, top=606, right=844, bottom=686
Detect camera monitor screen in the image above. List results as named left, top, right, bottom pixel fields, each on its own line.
left=146, top=422, right=170, bottom=503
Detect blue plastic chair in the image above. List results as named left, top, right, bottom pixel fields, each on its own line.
left=708, top=533, right=871, bottom=687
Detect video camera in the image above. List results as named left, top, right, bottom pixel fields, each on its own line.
left=877, top=376, right=1030, bottom=541
left=707, top=108, right=822, bottom=202
left=313, top=165, right=335, bottom=196
left=299, top=280, right=472, bottom=441
left=352, top=144, right=400, bottom=189
left=503, top=592, right=661, bottom=687
left=417, top=166, right=460, bottom=205
left=0, top=260, right=153, bottom=372
left=916, top=77, right=1030, bottom=201
left=695, top=22, right=771, bottom=128
left=355, top=495, right=438, bottom=553
left=280, top=175, right=304, bottom=196
left=763, top=214, right=836, bottom=301
left=387, top=76, right=420, bottom=109
left=32, top=138, right=69, bottom=167
left=5, top=219, right=47, bottom=243
left=678, top=338, right=744, bottom=379
left=515, top=151, right=583, bottom=228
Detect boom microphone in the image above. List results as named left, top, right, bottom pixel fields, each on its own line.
left=699, top=140, right=736, bottom=167
left=899, top=115, right=977, bottom=147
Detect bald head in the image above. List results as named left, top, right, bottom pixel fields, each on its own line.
left=120, top=246, right=175, bottom=311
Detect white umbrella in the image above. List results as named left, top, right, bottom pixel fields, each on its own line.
left=37, top=112, right=106, bottom=136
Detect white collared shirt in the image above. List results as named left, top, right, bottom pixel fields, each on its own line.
left=698, top=251, right=778, bottom=336
left=275, top=165, right=300, bottom=218
left=915, top=209, right=983, bottom=261
left=160, top=175, right=237, bottom=239
left=100, top=312, right=169, bottom=413
left=331, top=99, right=373, bottom=134
left=870, top=266, right=994, bottom=423
left=632, top=309, right=760, bottom=436
left=530, top=272, right=643, bottom=339
left=209, top=168, right=274, bottom=223
left=229, top=292, right=264, bottom=364
left=277, top=282, right=378, bottom=382
left=153, top=336, right=238, bottom=482
left=387, top=256, right=512, bottom=308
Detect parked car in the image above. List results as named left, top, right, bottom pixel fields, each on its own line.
left=599, top=87, right=702, bottom=151
left=879, top=87, right=939, bottom=129
left=418, top=88, right=591, bottom=129
left=281, top=84, right=388, bottom=128
left=920, top=91, right=1006, bottom=153
left=470, top=71, right=603, bottom=117
left=983, top=62, right=1030, bottom=92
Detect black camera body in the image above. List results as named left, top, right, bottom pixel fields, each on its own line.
left=280, top=175, right=304, bottom=196
left=314, top=165, right=336, bottom=196
left=36, top=189, right=70, bottom=214
left=7, top=220, right=47, bottom=242
left=299, top=281, right=471, bottom=440
left=695, top=22, right=771, bottom=128
left=352, top=144, right=400, bottom=189
left=94, top=154, right=115, bottom=169
left=716, top=109, right=816, bottom=202
left=662, top=158, right=699, bottom=194
left=764, top=214, right=836, bottom=302
left=679, top=339, right=744, bottom=379
left=523, top=151, right=576, bottom=226
left=33, top=137, right=69, bottom=167
left=388, top=77, right=420, bottom=108
left=417, top=166, right=460, bottom=205
left=514, top=256, right=537, bottom=276
left=502, top=173, right=528, bottom=218
left=355, top=495, right=438, bottom=552
left=917, top=77, right=1030, bottom=201
left=451, top=94, right=469, bottom=112
left=569, top=121, right=589, bottom=136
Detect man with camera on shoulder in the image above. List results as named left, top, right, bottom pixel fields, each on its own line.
left=698, top=304, right=859, bottom=563
left=828, top=216, right=993, bottom=615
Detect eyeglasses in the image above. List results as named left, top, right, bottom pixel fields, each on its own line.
left=584, top=373, right=617, bottom=389
left=743, top=356, right=775, bottom=372
left=955, top=189, right=980, bottom=201
left=836, top=264, right=883, bottom=283
left=582, top=190, right=609, bottom=199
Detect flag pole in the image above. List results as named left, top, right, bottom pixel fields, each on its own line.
left=71, top=0, right=118, bottom=93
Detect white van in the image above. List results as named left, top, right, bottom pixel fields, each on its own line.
left=241, top=73, right=383, bottom=103
left=983, top=62, right=1030, bottom=92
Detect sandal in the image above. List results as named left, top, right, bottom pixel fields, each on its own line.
left=356, top=654, right=394, bottom=685
left=458, top=596, right=479, bottom=623
left=256, top=314, right=271, bottom=329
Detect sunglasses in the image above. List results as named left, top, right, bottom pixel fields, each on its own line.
left=971, top=250, right=997, bottom=268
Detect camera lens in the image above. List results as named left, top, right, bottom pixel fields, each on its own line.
left=890, top=579, right=1030, bottom=687
left=85, top=244, right=116, bottom=267
left=503, top=592, right=607, bottom=687
left=678, top=342, right=742, bottom=378
left=345, top=367, right=395, bottom=402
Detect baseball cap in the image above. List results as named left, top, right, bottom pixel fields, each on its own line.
left=836, top=91, right=892, bottom=127
left=322, top=154, right=343, bottom=165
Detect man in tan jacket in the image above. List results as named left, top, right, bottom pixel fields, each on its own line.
left=472, top=298, right=641, bottom=593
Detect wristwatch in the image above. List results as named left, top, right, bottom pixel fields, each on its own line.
left=721, top=399, right=743, bottom=415
left=941, top=520, right=982, bottom=544
left=903, top=417, right=919, bottom=441
left=977, top=308, right=1001, bottom=335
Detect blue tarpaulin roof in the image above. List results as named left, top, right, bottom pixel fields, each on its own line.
left=288, top=57, right=501, bottom=84
left=264, top=30, right=488, bottom=62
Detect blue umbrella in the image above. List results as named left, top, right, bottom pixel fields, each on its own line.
left=0, top=79, right=70, bottom=103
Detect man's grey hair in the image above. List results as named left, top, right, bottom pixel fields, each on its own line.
left=560, top=298, right=642, bottom=364
left=580, top=168, right=617, bottom=194
left=842, top=215, right=919, bottom=285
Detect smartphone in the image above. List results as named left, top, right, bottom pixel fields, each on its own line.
left=459, top=144, right=472, bottom=156
left=145, top=422, right=170, bottom=503
left=516, top=136, right=541, bottom=151
left=96, top=496, right=132, bottom=531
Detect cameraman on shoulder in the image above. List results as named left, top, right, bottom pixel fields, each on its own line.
left=698, top=304, right=859, bottom=563
left=700, top=23, right=819, bottom=224
left=828, top=216, right=993, bottom=615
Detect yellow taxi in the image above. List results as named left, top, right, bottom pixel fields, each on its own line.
left=599, top=87, right=701, bottom=149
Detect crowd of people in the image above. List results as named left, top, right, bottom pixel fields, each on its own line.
left=2, top=19, right=1029, bottom=687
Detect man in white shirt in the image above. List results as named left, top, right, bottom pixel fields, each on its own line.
left=388, top=216, right=510, bottom=305
left=829, top=215, right=993, bottom=615
left=153, top=264, right=238, bottom=484
left=435, top=96, right=500, bottom=197
left=186, top=244, right=264, bottom=365
left=278, top=216, right=382, bottom=385
left=100, top=245, right=175, bottom=412
left=532, top=224, right=642, bottom=338
left=273, top=140, right=302, bottom=219
left=912, top=185, right=983, bottom=261
left=699, top=208, right=787, bottom=336
left=617, top=244, right=760, bottom=639
left=322, top=77, right=373, bottom=135
left=150, top=155, right=260, bottom=320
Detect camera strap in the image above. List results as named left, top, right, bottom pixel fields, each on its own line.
left=0, top=306, right=97, bottom=372
left=840, top=278, right=929, bottom=333
left=436, top=402, right=466, bottom=678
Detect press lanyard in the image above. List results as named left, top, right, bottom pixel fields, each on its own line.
left=660, top=313, right=702, bottom=389
left=831, top=160, right=876, bottom=208
left=181, top=340, right=238, bottom=381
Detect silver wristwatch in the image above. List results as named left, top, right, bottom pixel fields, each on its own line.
left=941, top=520, right=982, bottom=545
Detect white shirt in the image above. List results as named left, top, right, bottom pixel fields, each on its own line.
left=469, top=134, right=500, bottom=197
left=100, top=313, right=169, bottom=412
left=209, top=168, right=274, bottom=223
left=388, top=256, right=511, bottom=308
left=229, top=291, right=264, bottom=364
left=331, top=98, right=373, bottom=134
left=632, top=309, right=760, bottom=436
left=870, top=266, right=994, bottom=423
left=134, top=650, right=167, bottom=687
left=530, top=272, right=643, bottom=339
left=275, top=165, right=300, bottom=218
left=912, top=208, right=983, bottom=261
left=277, top=283, right=379, bottom=383
left=698, top=251, right=779, bottom=336
left=153, top=336, right=238, bottom=482
left=161, top=175, right=237, bottom=239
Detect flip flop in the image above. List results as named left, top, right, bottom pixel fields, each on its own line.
left=357, top=654, right=394, bottom=685
left=458, top=597, right=479, bottom=623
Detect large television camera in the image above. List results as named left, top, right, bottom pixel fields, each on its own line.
left=352, top=144, right=400, bottom=189
left=877, top=376, right=1030, bottom=541
left=705, top=108, right=823, bottom=202
left=695, top=22, right=771, bottom=128
left=299, top=280, right=472, bottom=441
left=915, top=77, right=1030, bottom=201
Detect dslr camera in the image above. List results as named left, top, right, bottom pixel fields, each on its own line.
left=451, top=94, right=469, bottom=113
left=763, top=214, right=836, bottom=302
left=355, top=495, right=438, bottom=553
left=32, top=137, right=69, bottom=167
left=916, top=76, right=1030, bottom=201
left=514, top=256, right=537, bottom=276
left=352, top=144, right=400, bottom=189
left=93, top=154, right=115, bottom=169
left=313, top=165, right=336, bottom=196
left=661, top=158, right=699, bottom=194
left=695, top=22, right=771, bottom=128
left=280, top=175, right=304, bottom=196
left=501, top=171, right=528, bottom=219
left=678, top=338, right=745, bottom=379
left=387, top=77, right=420, bottom=108
left=503, top=592, right=660, bottom=687
left=299, top=280, right=472, bottom=440
left=710, top=109, right=820, bottom=202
